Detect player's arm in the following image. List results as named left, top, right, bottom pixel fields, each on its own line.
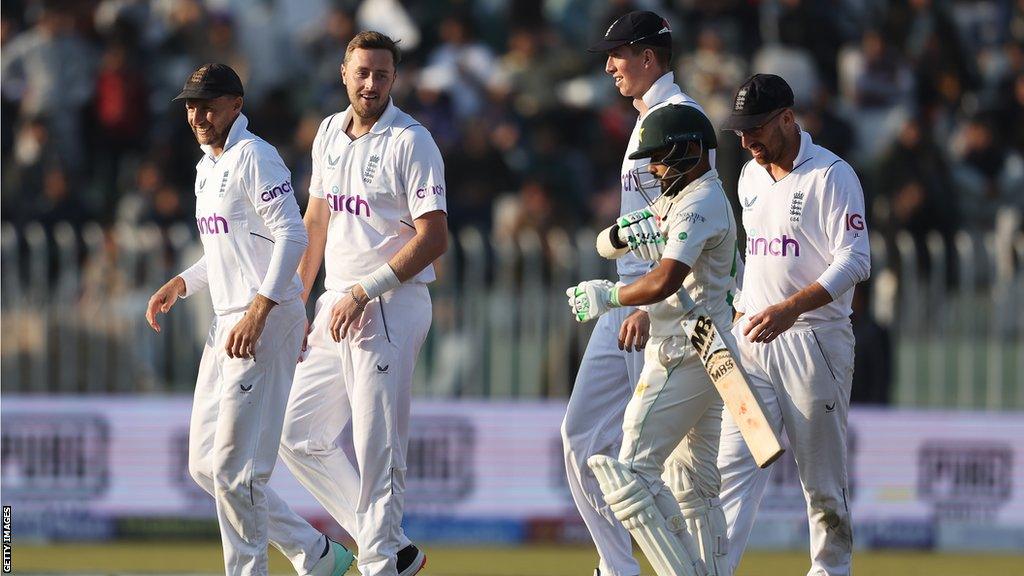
left=569, top=195, right=720, bottom=323
left=744, top=162, right=871, bottom=343
left=226, top=149, right=309, bottom=358
left=386, top=210, right=448, bottom=281
left=146, top=253, right=208, bottom=333
left=298, top=196, right=330, bottom=303
left=616, top=258, right=690, bottom=306
left=330, top=128, right=448, bottom=342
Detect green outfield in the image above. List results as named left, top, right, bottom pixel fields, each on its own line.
left=10, top=542, right=1024, bottom=575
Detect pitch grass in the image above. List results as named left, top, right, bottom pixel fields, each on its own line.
left=12, top=542, right=1024, bottom=575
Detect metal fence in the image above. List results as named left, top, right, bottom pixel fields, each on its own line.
left=2, top=216, right=1022, bottom=409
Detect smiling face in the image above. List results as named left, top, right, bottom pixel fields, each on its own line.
left=738, top=109, right=792, bottom=166
left=342, top=47, right=396, bottom=121
left=605, top=45, right=651, bottom=98
left=185, top=95, right=242, bottom=150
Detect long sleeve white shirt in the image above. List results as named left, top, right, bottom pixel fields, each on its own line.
left=735, top=130, right=870, bottom=323
left=179, top=114, right=307, bottom=314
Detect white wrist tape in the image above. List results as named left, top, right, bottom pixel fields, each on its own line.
left=358, top=263, right=401, bottom=300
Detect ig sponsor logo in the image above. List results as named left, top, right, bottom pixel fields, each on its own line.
left=260, top=180, right=292, bottom=203
left=845, top=213, right=865, bottom=231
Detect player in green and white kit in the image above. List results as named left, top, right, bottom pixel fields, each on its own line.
left=567, top=104, right=739, bottom=576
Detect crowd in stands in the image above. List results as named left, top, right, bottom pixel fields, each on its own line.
left=3, top=0, right=1022, bottom=242
left=3, top=0, right=1023, bottom=401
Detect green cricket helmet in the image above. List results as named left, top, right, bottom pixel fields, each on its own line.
left=628, top=103, right=717, bottom=163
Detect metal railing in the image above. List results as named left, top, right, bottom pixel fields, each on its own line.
left=2, top=216, right=1022, bottom=408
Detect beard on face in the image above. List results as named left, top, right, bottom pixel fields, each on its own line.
left=192, top=123, right=223, bottom=146
left=349, top=88, right=389, bottom=119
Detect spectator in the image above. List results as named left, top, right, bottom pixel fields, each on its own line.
left=850, top=284, right=892, bottom=405
left=1, top=3, right=98, bottom=172
left=874, top=116, right=957, bottom=243
left=93, top=41, right=148, bottom=212
left=445, top=118, right=516, bottom=231
left=950, top=113, right=1024, bottom=230
left=423, top=12, right=506, bottom=121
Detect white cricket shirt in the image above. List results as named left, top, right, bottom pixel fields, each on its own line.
left=309, top=99, right=447, bottom=292
left=648, top=169, right=738, bottom=337
left=619, top=72, right=716, bottom=279
left=179, top=114, right=308, bottom=314
left=735, top=130, right=871, bottom=323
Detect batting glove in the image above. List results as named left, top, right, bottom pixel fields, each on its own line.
left=617, top=209, right=665, bottom=261
left=566, top=280, right=621, bottom=323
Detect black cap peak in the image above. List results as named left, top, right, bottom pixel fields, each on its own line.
left=588, top=11, right=671, bottom=52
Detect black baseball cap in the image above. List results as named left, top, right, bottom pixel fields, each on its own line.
left=173, top=63, right=244, bottom=102
left=721, top=74, right=795, bottom=132
left=588, top=11, right=672, bottom=52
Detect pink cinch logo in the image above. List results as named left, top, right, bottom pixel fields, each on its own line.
left=326, top=193, right=370, bottom=217
left=747, top=234, right=800, bottom=257
left=197, top=213, right=229, bottom=235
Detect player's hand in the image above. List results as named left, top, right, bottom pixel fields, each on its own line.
left=566, top=280, right=619, bottom=323
left=297, top=319, right=311, bottom=363
left=146, top=276, right=186, bottom=333
left=618, top=309, right=650, bottom=352
left=617, top=209, right=664, bottom=261
left=225, top=295, right=275, bottom=359
left=743, top=302, right=799, bottom=343
left=329, top=287, right=368, bottom=342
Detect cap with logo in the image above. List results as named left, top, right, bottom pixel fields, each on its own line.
left=628, top=104, right=717, bottom=160
left=173, top=63, right=244, bottom=102
left=588, top=10, right=672, bottom=52
left=720, top=74, right=795, bottom=132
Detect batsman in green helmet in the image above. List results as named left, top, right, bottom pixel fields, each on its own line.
left=566, top=103, right=741, bottom=576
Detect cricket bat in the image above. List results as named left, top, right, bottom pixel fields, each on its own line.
left=679, top=300, right=784, bottom=468
left=600, top=223, right=784, bottom=468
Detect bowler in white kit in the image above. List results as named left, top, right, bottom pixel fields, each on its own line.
left=277, top=31, right=445, bottom=576
left=562, top=12, right=719, bottom=576
left=145, top=63, right=354, bottom=576
left=717, top=74, right=871, bottom=576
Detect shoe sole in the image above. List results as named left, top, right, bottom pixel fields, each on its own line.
left=398, top=550, right=426, bottom=576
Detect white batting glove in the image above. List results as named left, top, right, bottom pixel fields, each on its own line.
left=617, top=209, right=665, bottom=261
left=566, top=280, right=621, bottom=323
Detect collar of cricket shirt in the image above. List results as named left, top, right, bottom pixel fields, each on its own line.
left=200, top=112, right=250, bottom=159
left=791, top=129, right=815, bottom=169
left=672, top=168, right=720, bottom=202
left=635, top=72, right=680, bottom=114
left=342, top=98, right=401, bottom=137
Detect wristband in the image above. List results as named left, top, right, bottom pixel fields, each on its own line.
left=358, top=263, right=401, bottom=300
left=609, top=285, right=621, bottom=308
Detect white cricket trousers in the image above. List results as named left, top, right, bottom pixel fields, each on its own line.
left=561, top=304, right=645, bottom=576
left=280, top=284, right=431, bottom=576
left=718, top=319, right=855, bottom=576
left=620, top=333, right=727, bottom=514
left=188, top=299, right=326, bottom=576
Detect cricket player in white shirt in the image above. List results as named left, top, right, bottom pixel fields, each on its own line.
left=717, top=74, right=871, bottom=576
left=567, top=104, right=737, bottom=576
left=146, top=64, right=354, bottom=576
left=277, top=32, right=445, bottom=576
left=562, top=11, right=719, bottom=576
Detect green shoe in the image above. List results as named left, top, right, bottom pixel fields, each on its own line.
left=327, top=539, right=356, bottom=576
left=311, top=537, right=356, bottom=576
